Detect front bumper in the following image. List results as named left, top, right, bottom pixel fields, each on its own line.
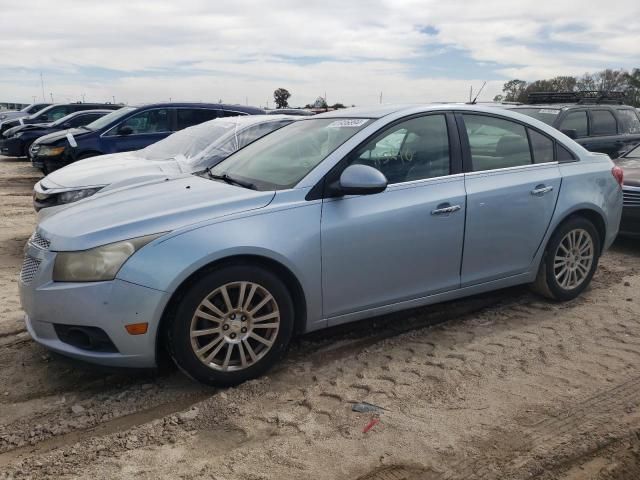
left=0, top=137, right=24, bottom=156
left=19, top=240, right=170, bottom=368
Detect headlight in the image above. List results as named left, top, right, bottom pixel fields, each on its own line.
left=37, top=145, right=65, bottom=157
left=53, top=233, right=166, bottom=282
left=57, top=187, right=104, bottom=205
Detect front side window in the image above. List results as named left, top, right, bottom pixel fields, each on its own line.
left=348, top=114, right=450, bottom=183
left=176, top=108, right=220, bottom=130
left=528, top=129, right=554, bottom=164
left=617, top=109, right=640, bottom=134
left=209, top=118, right=370, bottom=190
left=590, top=110, right=617, bottom=136
left=40, top=106, right=69, bottom=121
left=86, top=107, right=134, bottom=131
left=109, top=109, right=170, bottom=135
left=560, top=111, right=588, bottom=137
left=463, top=114, right=532, bottom=171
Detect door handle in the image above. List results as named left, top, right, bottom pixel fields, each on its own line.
left=431, top=204, right=461, bottom=215
left=531, top=185, right=553, bottom=196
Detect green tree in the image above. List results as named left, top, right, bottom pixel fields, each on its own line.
left=273, top=88, right=291, bottom=109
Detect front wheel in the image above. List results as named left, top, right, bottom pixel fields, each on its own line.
left=533, top=217, right=600, bottom=301
left=167, top=265, right=294, bottom=386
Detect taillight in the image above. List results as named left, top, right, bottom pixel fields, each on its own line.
left=612, top=166, right=624, bottom=187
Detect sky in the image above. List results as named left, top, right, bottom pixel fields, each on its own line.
left=0, top=0, right=638, bottom=108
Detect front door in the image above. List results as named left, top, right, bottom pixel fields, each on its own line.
left=321, top=114, right=465, bottom=319
left=459, top=113, right=561, bottom=286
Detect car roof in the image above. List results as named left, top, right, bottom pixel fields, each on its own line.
left=130, top=102, right=264, bottom=113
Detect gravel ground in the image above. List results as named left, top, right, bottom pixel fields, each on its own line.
left=0, top=155, right=639, bottom=480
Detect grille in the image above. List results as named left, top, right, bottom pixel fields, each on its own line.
left=623, top=188, right=640, bottom=207
left=20, top=256, right=41, bottom=284
left=30, top=231, right=50, bottom=250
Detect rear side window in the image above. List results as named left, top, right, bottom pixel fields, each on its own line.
left=590, top=110, right=617, bottom=135
left=560, top=111, right=588, bottom=137
left=528, top=129, right=554, bottom=163
left=463, top=114, right=532, bottom=172
left=176, top=108, right=220, bottom=130
left=617, top=109, right=640, bottom=134
left=557, top=144, right=576, bottom=162
left=41, top=106, right=69, bottom=121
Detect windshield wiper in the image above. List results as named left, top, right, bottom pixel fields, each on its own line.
left=208, top=172, right=256, bottom=190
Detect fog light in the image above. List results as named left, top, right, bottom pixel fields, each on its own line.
left=125, top=323, right=148, bottom=335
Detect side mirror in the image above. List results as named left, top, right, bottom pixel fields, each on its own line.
left=561, top=128, right=577, bottom=140
left=332, top=164, right=387, bottom=196
left=118, top=126, right=133, bottom=136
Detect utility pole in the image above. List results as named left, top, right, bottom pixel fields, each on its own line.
left=112, top=96, right=116, bottom=104
left=32, top=95, right=36, bottom=103
left=40, top=72, right=46, bottom=101
left=50, top=92, right=54, bottom=102
left=379, top=91, right=383, bottom=104
left=81, top=93, right=85, bottom=103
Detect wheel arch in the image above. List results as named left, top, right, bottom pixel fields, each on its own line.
left=155, top=254, right=308, bottom=363
left=551, top=207, right=607, bottom=254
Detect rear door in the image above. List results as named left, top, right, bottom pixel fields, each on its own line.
left=176, top=108, right=221, bottom=130
left=459, top=113, right=561, bottom=286
left=100, top=108, right=172, bottom=153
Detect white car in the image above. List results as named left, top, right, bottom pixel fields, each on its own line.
left=33, top=115, right=296, bottom=219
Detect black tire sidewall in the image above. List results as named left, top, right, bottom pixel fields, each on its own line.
left=543, top=217, right=601, bottom=301
left=168, top=265, right=294, bottom=386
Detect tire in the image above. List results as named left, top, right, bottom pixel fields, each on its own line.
left=167, top=265, right=295, bottom=386
left=533, top=216, right=601, bottom=301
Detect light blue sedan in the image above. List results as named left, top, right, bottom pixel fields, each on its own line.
left=19, top=104, right=624, bottom=386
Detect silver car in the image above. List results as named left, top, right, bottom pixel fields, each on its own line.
left=33, top=115, right=296, bottom=220
left=19, top=104, right=623, bottom=386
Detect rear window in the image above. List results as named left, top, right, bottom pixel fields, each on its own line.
left=511, top=108, right=560, bottom=126
left=590, top=110, right=617, bottom=136
left=617, top=109, right=640, bottom=134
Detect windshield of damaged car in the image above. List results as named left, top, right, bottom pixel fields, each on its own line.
left=136, top=120, right=238, bottom=161
left=209, top=118, right=370, bottom=190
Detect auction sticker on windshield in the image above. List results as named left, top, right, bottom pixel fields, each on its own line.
left=327, top=119, right=369, bottom=128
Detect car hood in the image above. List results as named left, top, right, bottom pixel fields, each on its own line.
left=615, top=157, right=640, bottom=187
left=40, top=151, right=184, bottom=189
left=38, top=175, right=275, bottom=251
left=34, top=127, right=89, bottom=145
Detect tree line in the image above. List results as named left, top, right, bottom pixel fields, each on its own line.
left=494, top=68, right=640, bottom=107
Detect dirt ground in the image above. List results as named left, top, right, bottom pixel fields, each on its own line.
left=0, top=155, right=639, bottom=480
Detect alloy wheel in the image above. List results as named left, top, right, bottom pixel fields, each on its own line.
left=189, top=281, right=280, bottom=371
left=553, top=228, right=594, bottom=290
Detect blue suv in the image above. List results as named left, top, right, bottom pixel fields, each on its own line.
left=30, top=103, right=265, bottom=173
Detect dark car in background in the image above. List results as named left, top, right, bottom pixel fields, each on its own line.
left=614, top=144, right=640, bottom=237
left=30, top=103, right=265, bottom=172
left=267, top=108, right=315, bottom=116
left=0, top=103, right=121, bottom=135
left=509, top=91, right=640, bottom=158
left=0, top=103, right=51, bottom=123
left=0, top=110, right=111, bottom=157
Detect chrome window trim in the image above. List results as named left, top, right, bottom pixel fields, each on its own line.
left=464, top=160, right=559, bottom=178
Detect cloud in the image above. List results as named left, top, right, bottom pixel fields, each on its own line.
left=0, top=0, right=638, bottom=106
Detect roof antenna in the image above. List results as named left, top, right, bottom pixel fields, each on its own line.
left=470, top=81, right=487, bottom=104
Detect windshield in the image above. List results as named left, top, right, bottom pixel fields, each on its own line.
left=209, top=118, right=370, bottom=190
left=84, top=107, right=134, bottom=131
left=626, top=144, right=640, bottom=159
left=511, top=108, right=560, bottom=126
left=137, top=120, right=237, bottom=161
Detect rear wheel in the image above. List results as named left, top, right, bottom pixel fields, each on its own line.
left=533, top=216, right=600, bottom=301
left=167, top=265, right=294, bottom=386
